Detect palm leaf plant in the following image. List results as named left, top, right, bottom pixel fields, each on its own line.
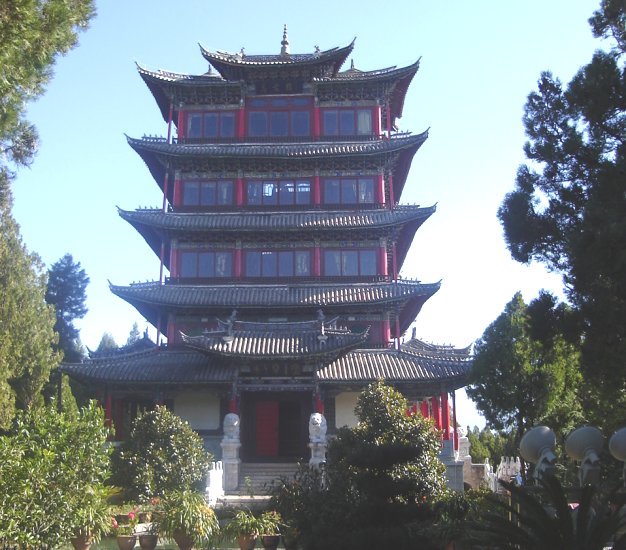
left=466, top=475, right=626, bottom=550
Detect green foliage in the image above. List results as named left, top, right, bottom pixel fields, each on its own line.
left=126, top=322, right=141, bottom=346
left=498, top=1, right=626, bottom=424
left=0, top=0, right=95, bottom=202
left=467, top=475, right=626, bottom=549
left=113, top=405, right=212, bottom=501
left=270, top=381, right=447, bottom=550
left=0, top=205, right=60, bottom=427
left=95, top=332, right=118, bottom=354
left=222, top=509, right=282, bottom=538
left=467, top=292, right=584, bottom=445
left=467, top=426, right=518, bottom=467
left=45, top=253, right=89, bottom=363
left=0, top=401, right=111, bottom=549
left=153, top=489, right=219, bottom=545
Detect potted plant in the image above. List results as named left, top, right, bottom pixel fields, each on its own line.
left=258, top=511, right=282, bottom=550
left=223, top=509, right=281, bottom=550
left=69, top=485, right=113, bottom=550
left=111, top=508, right=139, bottom=550
left=137, top=498, right=161, bottom=550
left=153, top=489, right=219, bottom=550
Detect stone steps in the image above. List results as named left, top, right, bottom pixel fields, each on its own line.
left=237, top=462, right=300, bottom=496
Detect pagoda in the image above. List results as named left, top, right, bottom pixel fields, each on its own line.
left=62, top=28, right=471, bottom=491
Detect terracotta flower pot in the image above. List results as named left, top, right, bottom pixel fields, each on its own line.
left=261, top=534, right=280, bottom=550
left=173, top=531, right=195, bottom=550
left=238, top=533, right=257, bottom=550
left=70, top=534, right=92, bottom=550
left=138, top=533, right=159, bottom=550
left=116, top=535, right=137, bottom=550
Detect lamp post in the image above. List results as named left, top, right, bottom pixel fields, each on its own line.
left=609, top=427, right=626, bottom=487
left=565, top=426, right=604, bottom=486
left=519, top=425, right=557, bottom=482
left=520, top=425, right=626, bottom=487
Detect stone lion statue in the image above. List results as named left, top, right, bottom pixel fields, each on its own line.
left=223, top=412, right=240, bottom=441
left=309, top=412, right=327, bottom=443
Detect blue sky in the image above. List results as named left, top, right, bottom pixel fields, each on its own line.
left=12, top=0, right=602, bottom=428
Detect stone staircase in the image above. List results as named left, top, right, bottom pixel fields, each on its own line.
left=214, top=462, right=300, bottom=509
left=238, top=462, right=300, bottom=495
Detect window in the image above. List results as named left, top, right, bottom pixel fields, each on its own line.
left=322, top=108, right=373, bottom=136
left=245, top=250, right=311, bottom=277
left=322, top=177, right=375, bottom=205
left=323, top=249, right=378, bottom=277
left=246, top=97, right=312, bottom=137
left=181, top=180, right=233, bottom=206
left=246, top=179, right=311, bottom=206
left=186, top=111, right=236, bottom=139
left=179, top=251, right=233, bottom=278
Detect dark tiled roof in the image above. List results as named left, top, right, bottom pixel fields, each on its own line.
left=110, top=279, right=439, bottom=309
left=318, top=346, right=471, bottom=389
left=199, top=42, right=354, bottom=80
left=181, top=326, right=368, bottom=360
left=127, top=132, right=427, bottom=200
left=60, top=349, right=234, bottom=385
left=60, top=343, right=470, bottom=390
left=118, top=205, right=434, bottom=234
left=127, top=131, right=426, bottom=160
left=402, top=337, right=472, bottom=357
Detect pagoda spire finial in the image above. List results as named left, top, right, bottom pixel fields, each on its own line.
left=280, top=24, right=290, bottom=56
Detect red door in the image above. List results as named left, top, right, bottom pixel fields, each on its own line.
left=255, top=401, right=279, bottom=457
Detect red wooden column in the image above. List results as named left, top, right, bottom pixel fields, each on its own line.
left=376, top=174, right=385, bottom=205
left=235, top=178, right=245, bottom=207
left=441, top=391, right=450, bottom=440
left=313, top=175, right=321, bottom=205
left=420, top=399, right=430, bottom=418
left=431, top=396, right=441, bottom=430
left=104, top=393, right=113, bottom=429
left=237, top=107, right=246, bottom=138
left=378, top=240, right=388, bottom=278
left=382, top=318, right=391, bottom=344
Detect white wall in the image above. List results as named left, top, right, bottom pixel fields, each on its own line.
left=335, top=392, right=360, bottom=428
left=174, top=391, right=220, bottom=430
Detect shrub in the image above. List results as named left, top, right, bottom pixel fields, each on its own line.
left=0, top=401, right=111, bottom=549
left=270, top=380, right=448, bottom=550
left=113, top=405, right=212, bottom=501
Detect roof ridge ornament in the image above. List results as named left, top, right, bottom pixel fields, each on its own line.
left=280, top=24, right=290, bottom=56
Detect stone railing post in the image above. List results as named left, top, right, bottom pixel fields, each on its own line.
left=220, top=412, right=241, bottom=492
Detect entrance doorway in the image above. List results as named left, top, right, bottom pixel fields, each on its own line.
left=241, top=392, right=310, bottom=462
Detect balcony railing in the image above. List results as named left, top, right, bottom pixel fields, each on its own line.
left=165, top=275, right=392, bottom=285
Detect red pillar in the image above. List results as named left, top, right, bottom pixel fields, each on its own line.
left=313, top=243, right=321, bottom=276
left=431, top=396, right=441, bottom=430
left=376, top=174, right=385, bottom=205
left=234, top=247, right=242, bottom=278
left=441, top=391, right=450, bottom=440
left=235, top=177, right=244, bottom=206
left=313, top=175, right=321, bottom=205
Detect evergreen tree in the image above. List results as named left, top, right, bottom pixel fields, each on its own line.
left=45, top=253, right=89, bottom=362
left=0, top=205, right=60, bottom=428
left=95, top=332, right=117, bottom=354
left=0, top=0, right=95, bottom=203
left=467, top=293, right=584, bottom=452
left=497, top=1, right=626, bottom=417
left=126, top=322, right=141, bottom=346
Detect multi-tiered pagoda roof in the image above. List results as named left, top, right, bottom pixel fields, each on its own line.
left=62, top=33, right=471, bottom=440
